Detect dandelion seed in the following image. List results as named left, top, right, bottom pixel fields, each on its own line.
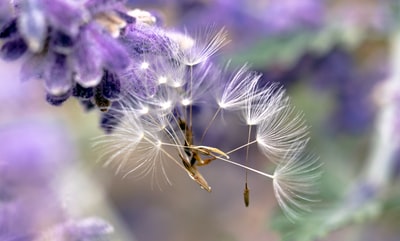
left=215, top=64, right=260, bottom=110
left=160, top=101, right=172, bottom=110
left=243, top=183, right=250, bottom=207
left=272, top=142, right=321, bottom=221
left=176, top=26, right=229, bottom=66
left=95, top=108, right=180, bottom=187
left=243, top=84, right=288, bottom=126
left=256, top=106, right=310, bottom=162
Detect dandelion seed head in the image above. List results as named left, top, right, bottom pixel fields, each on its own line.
left=86, top=14, right=320, bottom=218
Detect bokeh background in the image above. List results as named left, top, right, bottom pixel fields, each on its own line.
left=1, top=0, right=400, bottom=240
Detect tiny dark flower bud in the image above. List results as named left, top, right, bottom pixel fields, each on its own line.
left=52, top=30, right=75, bottom=54
left=72, top=83, right=95, bottom=99
left=0, top=38, right=28, bottom=61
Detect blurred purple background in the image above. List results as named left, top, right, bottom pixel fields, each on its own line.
left=1, top=0, right=400, bottom=241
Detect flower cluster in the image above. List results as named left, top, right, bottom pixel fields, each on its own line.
left=94, top=22, right=321, bottom=220
left=0, top=0, right=147, bottom=110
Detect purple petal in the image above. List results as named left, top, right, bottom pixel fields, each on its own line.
left=88, top=23, right=130, bottom=71
left=41, top=0, right=88, bottom=36
left=0, top=0, right=13, bottom=25
left=44, top=53, right=73, bottom=95
left=0, top=38, right=28, bottom=61
left=20, top=54, right=46, bottom=82
left=121, top=24, right=174, bottom=57
left=70, top=26, right=103, bottom=87
left=85, top=0, right=126, bottom=15
left=17, top=0, right=47, bottom=52
left=46, top=90, right=71, bottom=106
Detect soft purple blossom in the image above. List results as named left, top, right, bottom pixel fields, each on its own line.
left=0, top=121, right=70, bottom=240
left=120, top=23, right=177, bottom=57
left=0, top=0, right=12, bottom=25
left=0, top=0, right=134, bottom=108
left=0, top=121, right=114, bottom=240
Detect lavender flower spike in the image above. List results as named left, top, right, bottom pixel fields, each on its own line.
left=18, top=0, right=47, bottom=52
left=0, top=121, right=71, bottom=240
left=1, top=0, right=137, bottom=109
left=95, top=23, right=321, bottom=219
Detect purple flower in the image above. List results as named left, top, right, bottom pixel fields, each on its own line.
left=0, top=1, right=12, bottom=25
left=0, top=0, right=133, bottom=108
left=0, top=37, right=27, bottom=60
left=120, top=23, right=177, bottom=57
left=0, top=121, right=70, bottom=240
left=0, top=121, right=114, bottom=240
